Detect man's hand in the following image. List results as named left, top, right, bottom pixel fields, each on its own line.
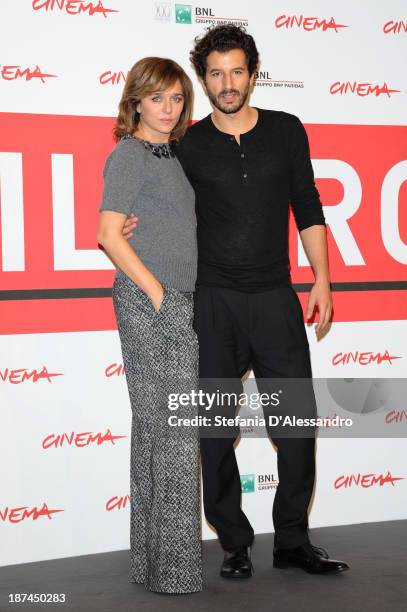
left=122, top=213, right=138, bottom=240
left=305, top=278, right=332, bottom=334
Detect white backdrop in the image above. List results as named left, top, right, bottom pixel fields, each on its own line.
left=1, top=0, right=406, bottom=566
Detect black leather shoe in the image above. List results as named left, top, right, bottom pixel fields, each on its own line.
left=220, top=546, right=254, bottom=579
left=273, top=542, right=349, bottom=574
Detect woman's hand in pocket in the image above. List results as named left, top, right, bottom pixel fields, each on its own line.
left=148, top=282, right=165, bottom=313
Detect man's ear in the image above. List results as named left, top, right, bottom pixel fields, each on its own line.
left=249, top=65, right=258, bottom=88
left=249, top=68, right=257, bottom=91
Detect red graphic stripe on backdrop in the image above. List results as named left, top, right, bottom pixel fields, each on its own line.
left=0, top=113, right=406, bottom=334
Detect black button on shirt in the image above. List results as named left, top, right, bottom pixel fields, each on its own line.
left=175, top=108, right=325, bottom=292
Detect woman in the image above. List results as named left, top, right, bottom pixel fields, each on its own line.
left=97, top=57, right=202, bottom=594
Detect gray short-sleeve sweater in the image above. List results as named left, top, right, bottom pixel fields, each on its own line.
left=99, top=136, right=197, bottom=292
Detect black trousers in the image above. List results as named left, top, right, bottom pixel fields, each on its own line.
left=193, top=285, right=316, bottom=551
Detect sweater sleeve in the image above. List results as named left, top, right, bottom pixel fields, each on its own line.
left=99, top=140, right=147, bottom=215
left=286, top=114, right=325, bottom=232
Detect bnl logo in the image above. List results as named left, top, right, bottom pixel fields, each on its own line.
left=241, top=474, right=255, bottom=493
left=175, top=4, right=192, bottom=22
left=175, top=5, right=215, bottom=23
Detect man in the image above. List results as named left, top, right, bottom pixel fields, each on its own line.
left=123, top=25, right=349, bottom=578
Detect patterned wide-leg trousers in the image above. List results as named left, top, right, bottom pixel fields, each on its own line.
left=112, top=273, right=203, bottom=594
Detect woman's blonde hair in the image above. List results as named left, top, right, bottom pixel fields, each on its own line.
left=113, top=57, right=193, bottom=141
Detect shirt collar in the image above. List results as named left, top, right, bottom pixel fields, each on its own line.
left=205, top=107, right=263, bottom=141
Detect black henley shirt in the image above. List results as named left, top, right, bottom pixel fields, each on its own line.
left=175, top=108, right=326, bottom=292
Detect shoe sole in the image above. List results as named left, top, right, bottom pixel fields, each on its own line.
left=220, top=563, right=254, bottom=580
left=220, top=572, right=253, bottom=579
left=273, top=560, right=349, bottom=574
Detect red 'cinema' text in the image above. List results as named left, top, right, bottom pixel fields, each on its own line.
left=1, top=65, right=57, bottom=83
left=275, top=15, right=348, bottom=32
left=385, top=410, right=407, bottom=424
left=106, top=495, right=131, bottom=511
left=32, top=0, right=118, bottom=17
left=0, top=503, right=64, bottom=523
left=105, top=363, right=125, bottom=377
left=0, top=367, right=63, bottom=383
left=332, top=350, right=401, bottom=366
left=334, top=470, right=404, bottom=489
left=330, top=82, right=400, bottom=97
left=42, top=428, right=127, bottom=448
left=383, top=20, right=407, bottom=34
left=99, top=71, right=128, bottom=85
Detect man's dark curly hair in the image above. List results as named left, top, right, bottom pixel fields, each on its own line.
left=190, top=25, right=259, bottom=79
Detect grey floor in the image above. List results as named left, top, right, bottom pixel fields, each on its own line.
left=1, top=521, right=406, bottom=612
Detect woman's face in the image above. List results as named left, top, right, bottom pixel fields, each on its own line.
left=136, top=79, right=185, bottom=142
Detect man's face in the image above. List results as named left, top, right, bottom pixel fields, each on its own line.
left=202, top=49, right=254, bottom=115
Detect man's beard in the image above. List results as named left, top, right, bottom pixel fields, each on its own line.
left=207, top=82, right=251, bottom=115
